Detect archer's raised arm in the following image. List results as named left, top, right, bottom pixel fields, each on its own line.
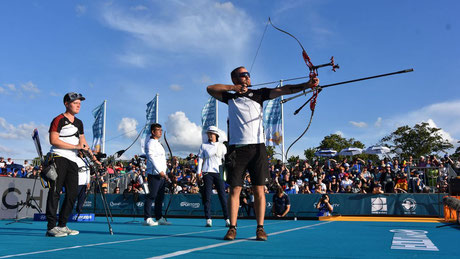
left=269, top=77, right=319, bottom=99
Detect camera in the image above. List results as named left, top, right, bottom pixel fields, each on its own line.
left=320, top=194, right=328, bottom=202
left=95, top=153, right=107, bottom=160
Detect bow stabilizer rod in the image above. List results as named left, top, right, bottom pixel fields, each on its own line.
left=281, top=68, right=414, bottom=104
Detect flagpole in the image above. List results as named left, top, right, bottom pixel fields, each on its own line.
left=102, top=100, right=107, bottom=154
left=215, top=98, right=218, bottom=129
left=280, top=80, right=285, bottom=164
left=155, top=94, right=159, bottom=123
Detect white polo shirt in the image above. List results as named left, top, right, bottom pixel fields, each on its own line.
left=197, top=141, right=226, bottom=174
left=222, top=88, right=271, bottom=145
left=145, top=138, right=167, bottom=176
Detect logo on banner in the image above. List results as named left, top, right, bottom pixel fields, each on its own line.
left=83, top=200, right=92, bottom=207
left=401, top=198, right=417, bottom=214
left=180, top=202, right=200, bottom=208
left=371, top=197, right=387, bottom=214
left=109, top=201, right=129, bottom=207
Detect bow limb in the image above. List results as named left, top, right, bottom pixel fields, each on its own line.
left=268, top=17, right=316, bottom=78
left=162, top=131, right=175, bottom=221
left=163, top=131, right=173, bottom=161
left=268, top=17, right=319, bottom=161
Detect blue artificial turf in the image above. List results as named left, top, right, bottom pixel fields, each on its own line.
left=0, top=217, right=457, bottom=258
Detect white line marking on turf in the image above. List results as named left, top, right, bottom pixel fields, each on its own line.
left=148, top=221, right=333, bottom=259
left=0, top=221, right=289, bottom=258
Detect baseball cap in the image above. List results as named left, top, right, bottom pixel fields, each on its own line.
left=63, top=92, right=85, bottom=103
left=206, top=126, right=220, bottom=137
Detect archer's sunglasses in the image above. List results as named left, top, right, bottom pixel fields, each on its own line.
left=238, top=72, right=250, bottom=78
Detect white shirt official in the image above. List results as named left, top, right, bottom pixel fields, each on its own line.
left=197, top=141, right=226, bottom=175
left=145, top=138, right=167, bottom=176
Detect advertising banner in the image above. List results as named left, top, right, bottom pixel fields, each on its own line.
left=0, top=178, right=48, bottom=220
left=72, top=193, right=444, bottom=218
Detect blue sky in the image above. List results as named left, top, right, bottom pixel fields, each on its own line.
left=1, top=0, right=459, bottom=161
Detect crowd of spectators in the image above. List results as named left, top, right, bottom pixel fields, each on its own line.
left=270, top=155, right=460, bottom=194
left=0, top=157, right=40, bottom=179
left=2, top=153, right=459, bottom=196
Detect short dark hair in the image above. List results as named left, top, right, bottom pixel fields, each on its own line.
left=230, top=66, right=245, bottom=79
left=150, top=123, right=162, bottom=132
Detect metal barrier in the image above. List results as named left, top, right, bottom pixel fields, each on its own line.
left=407, top=166, right=445, bottom=193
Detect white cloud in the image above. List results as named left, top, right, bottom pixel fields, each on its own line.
left=21, top=81, right=40, bottom=94
left=49, top=91, right=60, bottom=97
left=200, top=75, right=212, bottom=84
left=169, top=84, right=183, bottom=92
left=164, top=111, right=203, bottom=153
left=6, top=84, right=16, bottom=91
left=131, top=5, right=148, bottom=11
left=334, top=131, right=344, bottom=136
left=349, top=121, right=367, bottom=128
left=407, top=100, right=460, bottom=136
left=118, top=117, right=139, bottom=138
left=101, top=1, right=254, bottom=65
left=76, top=5, right=87, bottom=16
left=346, top=100, right=460, bottom=148
left=0, top=144, right=13, bottom=153
left=0, top=117, right=47, bottom=140
left=374, top=117, right=382, bottom=127
left=425, top=119, right=454, bottom=144
left=1, top=81, right=40, bottom=97
left=117, top=53, right=148, bottom=68
left=386, top=100, right=460, bottom=143
left=273, top=1, right=304, bottom=17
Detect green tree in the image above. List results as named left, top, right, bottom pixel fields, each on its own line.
left=287, top=155, right=300, bottom=166
left=304, top=147, right=316, bottom=162
left=316, top=134, right=368, bottom=161
left=266, top=146, right=275, bottom=159
left=318, top=134, right=365, bottom=152
left=380, top=122, right=453, bottom=158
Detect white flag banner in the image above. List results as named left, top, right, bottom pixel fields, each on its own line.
left=263, top=97, right=283, bottom=146
left=91, top=101, right=105, bottom=152
left=140, top=95, right=158, bottom=154
left=201, top=96, right=217, bottom=143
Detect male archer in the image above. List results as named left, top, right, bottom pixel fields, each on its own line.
left=207, top=66, right=319, bottom=241
left=143, top=123, right=170, bottom=226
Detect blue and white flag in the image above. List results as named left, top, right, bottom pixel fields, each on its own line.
left=201, top=97, right=217, bottom=142
left=141, top=95, right=158, bottom=153
left=91, top=101, right=105, bottom=152
left=263, top=97, right=283, bottom=146
left=201, top=96, right=217, bottom=129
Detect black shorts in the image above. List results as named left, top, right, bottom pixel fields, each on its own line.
left=227, top=143, right=269, bottom=187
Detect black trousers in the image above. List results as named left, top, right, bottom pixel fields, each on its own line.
left=202, top=173, right=228, bottom=219
left=46, top=156, right=78, bottom=230
left=75, top=184, right=88, bottom=214
left=144, top=174, right=165, bottom=220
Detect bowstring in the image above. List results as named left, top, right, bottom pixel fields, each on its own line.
left=249, top=19, right=270, bottom=73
